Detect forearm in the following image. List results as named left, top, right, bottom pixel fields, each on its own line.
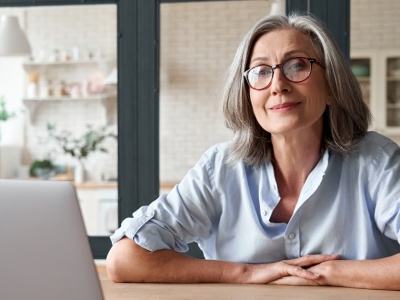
left=106, top=238, right=249, bottom=283
left=106, top=238, right=335, bottom=284
left=323, top=254, right=400, bottom=290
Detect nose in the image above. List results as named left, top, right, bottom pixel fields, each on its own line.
left=270, top=67, right=291, bottom=95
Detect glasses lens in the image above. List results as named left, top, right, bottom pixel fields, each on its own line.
left=247, top=65, right=273, bottom=89
left=283, top=58, right=311, bottom=82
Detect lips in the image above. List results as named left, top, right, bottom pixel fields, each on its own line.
left=270, top=102, right=300, bottom=110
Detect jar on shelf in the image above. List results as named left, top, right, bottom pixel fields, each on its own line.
left=38, top=79, right=49, bottom=98
left=53, top=80, right=68, bottom=97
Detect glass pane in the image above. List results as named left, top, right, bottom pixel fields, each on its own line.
left=351, top=0, right=400, bottom=139
left=0, top=5, right=118, bottom=237
left=159, top=0, right=283, bottom=194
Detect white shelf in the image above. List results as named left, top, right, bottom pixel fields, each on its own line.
left=387, top=103, right=400, bottom=109
left=23, top=93, right=114, bottom=102
left=23, top=58, right=116, bottom=75
left=386, top=76, right=400, bottom=81
left=23, top=92, right=117, bottom=123
left=23, top=58, right=115, bottom=66
left=22, top=56, right=117, bottom=124
left=355, top=76, right=370, bottom=82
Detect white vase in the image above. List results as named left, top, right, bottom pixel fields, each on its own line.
left=74, top=161, right=85, bottom=184
left=0, top=122, right=2, bottom=145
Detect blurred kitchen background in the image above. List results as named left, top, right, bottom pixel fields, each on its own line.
left=0, top=0, right=399, bottom=237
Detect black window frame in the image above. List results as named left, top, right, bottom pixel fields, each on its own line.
left=0, top=0, right=348, bottom=259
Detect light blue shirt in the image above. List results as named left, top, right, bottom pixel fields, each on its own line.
left=111, top=131, right=400, bottom=263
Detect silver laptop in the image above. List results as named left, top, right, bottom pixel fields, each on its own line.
left=0, top=179, right=104, bottom=300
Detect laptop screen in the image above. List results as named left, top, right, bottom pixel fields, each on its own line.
left=0, top=179, right=104, bottom=300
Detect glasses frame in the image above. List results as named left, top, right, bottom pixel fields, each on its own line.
left=243, top=57, right=325, bottom=91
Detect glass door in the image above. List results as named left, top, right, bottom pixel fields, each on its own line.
left=0, top=5, right=118, bottom=238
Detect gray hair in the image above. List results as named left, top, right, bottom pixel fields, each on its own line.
left=222, top=13, right=371, bottom=166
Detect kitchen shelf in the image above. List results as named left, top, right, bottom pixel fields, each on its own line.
left=387, top=76, right=400, bottom=81
left=355, top=76, right=370, bottom=82
left=23, top=93, right=115, bottom=102
left=23, top=92, right=117, bottom=123
left=387, top=103, right=400, bottom=109
left=23, top=58, right=116, bottom=74
left=24, top=59, right=110, bottom=65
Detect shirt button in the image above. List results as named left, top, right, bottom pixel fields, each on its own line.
left=261, top=210, right=267, bottom=216
left=273, top=185, right=277, bottom=191
left=288, top=232, right=296, bottom=239
left=145, top=210, right=154, bottom=218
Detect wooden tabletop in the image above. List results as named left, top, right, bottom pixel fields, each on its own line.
left=96, top=266, right=400, bottom=300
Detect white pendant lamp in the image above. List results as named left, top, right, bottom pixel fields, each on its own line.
left=0, top=15, right=31, bottom=56
left=270, top=0, right=286, bottom=16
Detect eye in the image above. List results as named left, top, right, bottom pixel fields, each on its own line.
left=251, top=65, right=273, bottom=77
left=285, top=58, right=308, bottom=72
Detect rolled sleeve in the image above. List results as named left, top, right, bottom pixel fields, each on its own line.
left=110, top=143, right=227, bottom=254
left=110, top=206, right=154, bottom=244
left=368, top=140, right=400, bottom=243
left=110, top=205, right=190, bottom=252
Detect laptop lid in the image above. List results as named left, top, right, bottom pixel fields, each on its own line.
left=0, top=179, right=104, bottom=300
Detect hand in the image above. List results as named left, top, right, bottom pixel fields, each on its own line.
left=270, top=258, right=341, bottom=286
left=245, top=254, right=339, bottom=284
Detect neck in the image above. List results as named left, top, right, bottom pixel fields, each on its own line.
left=271, top=130, right=323, bottom=193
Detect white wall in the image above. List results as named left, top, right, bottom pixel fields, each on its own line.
left=159, top=1, right=272, bottom=183
left=351, top=0, right=400, bottom=51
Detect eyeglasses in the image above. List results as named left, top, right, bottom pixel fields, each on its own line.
left=243, top=57, right=324, bottom=90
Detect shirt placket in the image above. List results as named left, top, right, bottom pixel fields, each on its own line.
left=284, top=150, right=330, bottom=258
left=285, top=214, right=300, bottom=258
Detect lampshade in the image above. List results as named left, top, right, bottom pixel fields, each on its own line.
left=270, top=0, right=286, bottom=16
left=0, top=15, right=31, bottom=56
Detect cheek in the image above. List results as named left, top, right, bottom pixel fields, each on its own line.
left=303, top=79, right=330, bottom=106
left=249, top=90, right=268, bottom=109
left=315, top=77, right=331, bottom=105
left=319, top=89, right=331, bottom=106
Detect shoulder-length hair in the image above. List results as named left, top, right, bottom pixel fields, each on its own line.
left=222, top=13, right=371, bottom=166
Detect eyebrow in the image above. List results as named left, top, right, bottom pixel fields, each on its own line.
left=250, top=50, right=310, bottom=65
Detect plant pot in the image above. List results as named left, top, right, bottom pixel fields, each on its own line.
left=74, top=162, right=85, bottom=184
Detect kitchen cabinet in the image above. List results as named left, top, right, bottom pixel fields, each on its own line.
left=22, top=59, right=116, bottom=123
left=351, top=49, right=400, bottom=136
left=0, top=146, right=21, bottom=178
left=76, top=183, right=118, bottom=236
left=350, top=50, right=378, bottom=131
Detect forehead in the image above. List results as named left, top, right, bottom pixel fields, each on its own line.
left=250, top=28, right=318, bottom=62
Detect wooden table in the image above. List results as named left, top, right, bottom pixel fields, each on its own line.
left=97, top=266, right=400, bottom=300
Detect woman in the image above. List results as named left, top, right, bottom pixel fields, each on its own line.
left=106, top=14, right=400, bottom=290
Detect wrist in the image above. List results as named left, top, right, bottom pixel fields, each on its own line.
left=219, top=262, right=252, bottom=283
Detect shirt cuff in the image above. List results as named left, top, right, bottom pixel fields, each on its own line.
left=109, top=206, right=189, bottom=253
left=110, top=206, right=155, bottom=244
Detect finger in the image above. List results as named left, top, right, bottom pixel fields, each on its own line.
left=270, top=276, right=319, bottom=286
left=285, top=254, right=339, bottom=267
left=281, top=264, right=321, bottom=280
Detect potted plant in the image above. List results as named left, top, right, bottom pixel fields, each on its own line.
left=29, top=158, right=55, bottom=179
left=0, top=96, right=17, bottom=143
left=47, top=123, right=117, bottom=183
